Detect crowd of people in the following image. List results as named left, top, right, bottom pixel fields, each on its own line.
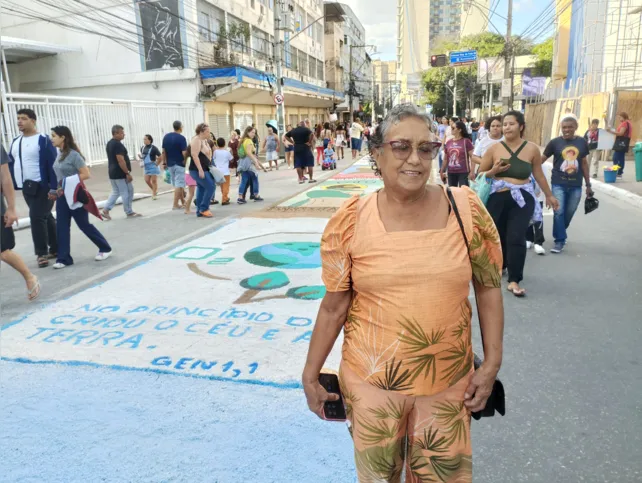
left=0, top=109, right=374, bottom=301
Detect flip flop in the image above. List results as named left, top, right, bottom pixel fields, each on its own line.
left=27, top=277, right=41, bottom=301
left=507, top=286, right=526, bottom=297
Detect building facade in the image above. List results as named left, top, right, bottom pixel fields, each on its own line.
left=324, top=2, right=373, bottom=121
left=397, top=0, right=490, bottom=76
left=552, top=0, right=642, bottom=96
left=373, top=60, right=399, bottom=115
left=1, top=0, right=340, bottom=159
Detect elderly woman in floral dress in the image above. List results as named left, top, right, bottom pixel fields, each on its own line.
left=303, top=104, right=505, bottom=482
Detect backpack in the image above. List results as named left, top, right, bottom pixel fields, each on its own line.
left=238, top=140, right=247, bottom=158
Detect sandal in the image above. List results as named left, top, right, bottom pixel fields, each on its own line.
left=27, top=277, right=41, bottom=301
left=507, top=285, right=526, bottom=297
left=309, top=179, right=317, bottom=183
left=37, top=256, right=49, bottom=268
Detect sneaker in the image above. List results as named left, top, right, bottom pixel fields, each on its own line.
left=237, top=198, right=247, bottom=204
left=526, top=241, right=533, bottom=249
left=534, top=244, right=546, bottom=255
left=53, top=262, right=68, bottom=270
left=253, top=196, right=264, bottom=202
left=592, top=174, right=598, bottom=179
left=95, top=251, right=112, bottom=262
left=551, top=242, right=564, bottom=254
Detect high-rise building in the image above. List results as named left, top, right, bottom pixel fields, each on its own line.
left=324, top=2, right=373, bottom=121
left=397, top=0, right=491, bottom=76
left=373, top=60, right=399, bottom=114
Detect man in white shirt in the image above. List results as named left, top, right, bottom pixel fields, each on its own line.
left=8, top=108, right=58, bottom=268
left=350, top=120, right=364, bottom=158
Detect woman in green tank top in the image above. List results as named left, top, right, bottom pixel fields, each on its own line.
left=479, top=111, right=559, bottom=297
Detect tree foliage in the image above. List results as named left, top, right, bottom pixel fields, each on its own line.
left=422, top=32, right=551, bottom=117
left=423, top=33, right=508, bottom=117
left=531, top=38, right=554, bottom=77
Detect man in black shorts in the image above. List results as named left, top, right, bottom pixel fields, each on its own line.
left=1, top=145, right=40, bottom=301
left=285, top=121, right=316, bottom=184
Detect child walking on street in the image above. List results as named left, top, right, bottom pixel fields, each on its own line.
left=262, top=126, right=280, bottom=170
left=213, top=137, right=233, bottom=205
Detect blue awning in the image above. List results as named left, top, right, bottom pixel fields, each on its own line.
left=199, top=66, right=343, bottom=100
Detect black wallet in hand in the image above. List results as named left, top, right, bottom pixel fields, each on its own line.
left=471, top=353, right=506, bottom=420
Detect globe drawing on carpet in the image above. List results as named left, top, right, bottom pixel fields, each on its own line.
left=244, top=242, right=321, bottom=269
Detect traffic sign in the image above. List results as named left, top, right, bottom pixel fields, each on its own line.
left=274, top=93, right=284, bottom=105
left=450, top=50, right=477, bottom=67
left=501, top=79, right=512, bottom=98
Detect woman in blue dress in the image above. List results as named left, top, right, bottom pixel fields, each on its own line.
left=138, top=134, right=162, bottom=199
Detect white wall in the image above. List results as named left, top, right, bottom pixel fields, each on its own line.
left=2, top=0, right=199, bottom=100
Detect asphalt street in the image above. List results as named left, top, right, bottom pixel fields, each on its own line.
left=1, top=158, right=641, bottom=483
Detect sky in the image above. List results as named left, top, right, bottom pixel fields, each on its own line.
left=343, top=0, right=551, bottom=62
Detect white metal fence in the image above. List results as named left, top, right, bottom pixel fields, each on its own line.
left=1, top=91, right=203, bottom=166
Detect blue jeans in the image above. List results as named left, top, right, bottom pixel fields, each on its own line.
left=471, top=131, right=478, bottom=144
left=104, top=178, right=134, bottom=215
left=613, top=151, right=626, bottom=176
left=194, top=171, right=215, bottom=214
left=552, top=184, right=582, bottom=244
left=56, top=194, right=111, bottom=265
left=239, top=171, right=259, bottom=198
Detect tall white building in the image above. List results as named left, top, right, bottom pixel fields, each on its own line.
left=397, top=0, right=491, bottom=75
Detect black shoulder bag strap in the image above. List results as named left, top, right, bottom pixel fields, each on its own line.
left=446, top=187, right=506, bottom=419
left=18, top=136, right=24, bottom=185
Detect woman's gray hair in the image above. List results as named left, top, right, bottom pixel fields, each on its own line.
left=368, top=103, right=434, bottom=176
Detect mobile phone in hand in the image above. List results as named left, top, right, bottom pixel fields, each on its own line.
left=318, top=372, right=347, bottom=422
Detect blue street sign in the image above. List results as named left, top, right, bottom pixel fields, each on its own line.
left=449, top=50, right=477, bottom=66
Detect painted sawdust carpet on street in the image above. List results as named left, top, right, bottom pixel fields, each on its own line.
left=270, top=157, right=383, bottom=212
left=1, top=218, right=343, bottom=387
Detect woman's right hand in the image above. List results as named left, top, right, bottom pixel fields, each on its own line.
left=487, top=159, right=511, bottom=178
left=303, top=380, right=339, bottom=419
left=198, top=169, right=205, bottom=179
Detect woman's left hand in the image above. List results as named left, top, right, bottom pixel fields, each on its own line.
left=463, top=363, right=498, bottom=412
left=546, top=194, right=560, bottom=211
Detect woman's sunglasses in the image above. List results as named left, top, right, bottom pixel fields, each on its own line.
left=381, top=141, right=442, bottom=161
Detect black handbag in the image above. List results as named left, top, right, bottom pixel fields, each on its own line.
left=447, top=187, right=506, bottom=420
left=613, top=122, right=631, bottom=152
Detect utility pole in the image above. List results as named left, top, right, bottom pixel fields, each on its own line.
left=502, top=0, right=513, bottom=112
left=453, top=67, right=457, bottom=117
left=349, top=43, right=355, bottom=123
left=274, top=0, right=287, bottom=146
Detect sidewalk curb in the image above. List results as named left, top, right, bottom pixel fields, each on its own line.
left=591, top=179, right=642, bottom=209
left=12, top=193, right=152, bottom=231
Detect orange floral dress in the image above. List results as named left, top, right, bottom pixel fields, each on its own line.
left=320, top=186, right=502, bottom=482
